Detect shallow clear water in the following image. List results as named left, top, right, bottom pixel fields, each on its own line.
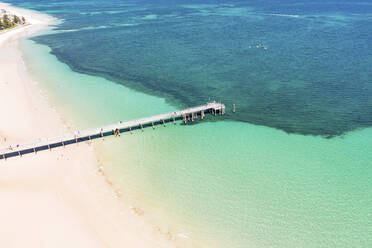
left=20, top=39, right=372, bottom=248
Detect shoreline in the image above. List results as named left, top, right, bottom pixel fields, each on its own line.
left=0, top=3, right=177, bottom=248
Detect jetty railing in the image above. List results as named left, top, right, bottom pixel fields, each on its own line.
left=0, top=101, right=225, bottom=160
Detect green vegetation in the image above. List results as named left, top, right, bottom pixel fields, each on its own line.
left=13, top=15, right=19, bottom=24
left=0, top=14, right=25, bottom=31
left=2, top=14, right=12, bottom=29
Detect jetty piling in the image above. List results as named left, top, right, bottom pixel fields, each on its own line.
left=0, top=101, right=225, bottom=160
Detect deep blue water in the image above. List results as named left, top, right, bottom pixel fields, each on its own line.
left=8, top=0, right=372, bottom=137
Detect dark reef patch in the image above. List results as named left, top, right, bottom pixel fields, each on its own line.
left=25, top=0, right=372, bottom=137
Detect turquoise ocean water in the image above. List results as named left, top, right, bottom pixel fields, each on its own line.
left=10, top=0, right=372, bottom=247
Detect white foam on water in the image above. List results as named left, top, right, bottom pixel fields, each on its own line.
left=264, top=13, right=300, bottom=18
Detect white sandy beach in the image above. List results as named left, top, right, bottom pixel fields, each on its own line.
left=0, top=3, right=176, bottom=248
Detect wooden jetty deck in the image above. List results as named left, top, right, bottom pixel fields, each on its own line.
left=0, top=101, right=225, bottom=160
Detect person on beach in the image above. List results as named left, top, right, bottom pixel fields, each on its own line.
left=114, top=128, right=120, bottom=137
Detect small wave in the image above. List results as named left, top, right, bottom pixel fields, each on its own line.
left=115, top=23, right=137, bottom=27
left=57, top=24, right=136, bottom=33
left=264, top=13, right=300, bottom=18
left=57, top=25, right=108, bottom=33
left=142, top=14, right=158, bottom=20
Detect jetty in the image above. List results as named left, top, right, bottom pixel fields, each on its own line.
left=0, top=101, right=225, bottom=160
